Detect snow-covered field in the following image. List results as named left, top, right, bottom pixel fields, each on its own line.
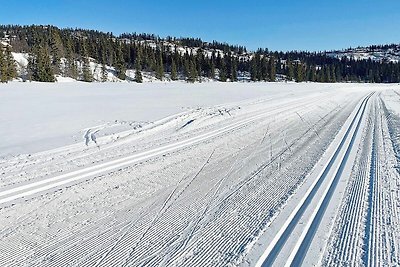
left=0, top=82, right=399, bottom=266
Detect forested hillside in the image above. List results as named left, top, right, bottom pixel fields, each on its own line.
left=0, top=25, right=399, bottom=83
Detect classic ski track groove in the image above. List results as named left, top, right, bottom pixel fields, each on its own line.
left=0, top=94, right=332, bottom=206
left=256, top=92, right=373, bottom=267
left=1, top=91, right=378, bottom=267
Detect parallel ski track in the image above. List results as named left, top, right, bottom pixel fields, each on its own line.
left=0, top=93, right=340, bottom=266
left=256, top=92, right=373, bottom=267
left=117, top=95, right=358, bottom=266
left=322, top=97, right=375, bottom=266
left=0, top=94, right=333, bottom=206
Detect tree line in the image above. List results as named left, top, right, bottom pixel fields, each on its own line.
left=0, top=24, right=399, bottom=83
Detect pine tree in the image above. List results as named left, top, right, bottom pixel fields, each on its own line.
left=250, top=57, right=257, bottom=81
left=115, top=42, right=126, bottom=80
left=155, top=51, right=164, bottom=80
left=171, top=58, right=178, bottom=80
left=231, top=60, right=238, bottom=82
left=49, top=29, right=63, bottom=75
left=268, top=57, right=276, bottom=82
left=0, top=45, right=7, bottom=82
left=210, top=59, right=216, bottom=80
left=187, top=58, right=197, bottom=82
left=286, top=60, right=294, bottom=81
left=5, top=45, right=17, bottom=80
left=64, top=37, right=78, bottom=79
left=308, top=66, right=316, bottom=82
left=261, top=57, right=268, bottom=81
left=101, top=63, right=108, bottom=82
left=82, top=57, right=92, bottom=82
left=29, top=44, right=55, bottom=82
left=294, top=63, right=304, bottom=82
left=99, top=44, right=108, bottom=82
left=134, top=54, right=143, bottom=83
left=80, top=40, right=93, bottom=82
left=330, top=65, right=336, bottom=83
left=219, top=59, right=227, bottom=82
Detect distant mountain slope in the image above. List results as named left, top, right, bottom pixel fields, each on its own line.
left=327, top=44, right=400, bottom=63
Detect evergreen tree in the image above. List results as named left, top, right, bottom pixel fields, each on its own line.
left=261, top=57, right=268, bottom=81
left=330, top=65, right=336, bottom=83
left=80, top=40, right=93, bottom=82
left=115, top=42, right=126, bottom=80
left=5, top=45, right=17, bottom=80
left=170, top=58, right=178, bottom=80
left=101, top=63, right=108, bottom=82
left=219, top=59, right=227, bottom=82
left=49, top=29, right=63, bottom=75
left=134, top=54, right=143, bottom=83
left=210, top=59, right=216, bottom=79
left=294, top=63, right=305, bottom=82
left=250, top=57, right=257, bottom=81
left=82, top=57, right=92, bottom=82
left=29, top=44, right=55, bottom=82
left=187, top=58, right=197, bottom=82
left=268, top=57, right=276, bottom=81
left=155, top=50, right=164, bottom=80
left=286, top=60, right=294, bottom=81
left=64, top=37, right=78, bottom=79
left=0, top=45, right=7, bottom=82
left=231, top=60, right=238, bottom=81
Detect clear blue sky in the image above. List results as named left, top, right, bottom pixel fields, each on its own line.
left=1, top=0, right=399, bottom=52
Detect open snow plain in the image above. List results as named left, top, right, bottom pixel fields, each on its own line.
left=0, top=82, right=399, bottom=266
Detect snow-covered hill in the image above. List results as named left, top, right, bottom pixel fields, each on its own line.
left=10, top=52, right=165, bottom=83
left=327, top=44, right=400, bottom=63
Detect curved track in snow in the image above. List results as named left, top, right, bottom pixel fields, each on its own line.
left=0, top=93, right=334, bottom=206
left=1, top=85, right=400, bottom=267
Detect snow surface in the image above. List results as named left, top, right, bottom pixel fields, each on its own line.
left=0, top=82, right=399, bottom=267
left=0, top=81, right=370, bottom=158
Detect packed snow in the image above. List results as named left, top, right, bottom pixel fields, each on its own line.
left=0, top=82, right=399, bottom=266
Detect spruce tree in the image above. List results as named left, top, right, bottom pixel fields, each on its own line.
left=330, top=65, right=336, bottom=83
left=261, top=57, right=268, bottom=81
left=99, top=44, right=108, bottom=82
left=171, top=58, right=178, bottom=80
left=268, top=57, right=276, bottom=82
left=65, top=38, right=78, bottom=79
left=250, top=58, right=257, bottom=81
left=49, top=30, right=63, bottom=75
left=82, top=57, right=92, bottom=82
left=295, top=63, right=304, bottom=82
left=219, top=59, right=227, bottom=82
left=231, top=60, right=238, bottom=82
left=29, top=44, right=55, bottom=82
left=155, top=51, right=164, bottom=80
left=187, top=58, right=197, bottom=83
left=210, top=59, right=216, bottom=80
left=80, top=41, right=93, bottom=82
left=0, top=45, right=7, bottom=82
left=115, top=42, right=126, bottom=80
left=134, top=54, right=143, bottom=83
left=286, top=60, right=294, bottom=81
left=5, top=45, right=17, bottom=81
left=101, top=63, right=108, bottom=82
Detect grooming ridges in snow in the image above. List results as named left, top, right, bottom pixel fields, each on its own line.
left=0, top=82, right=399, bottom=266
